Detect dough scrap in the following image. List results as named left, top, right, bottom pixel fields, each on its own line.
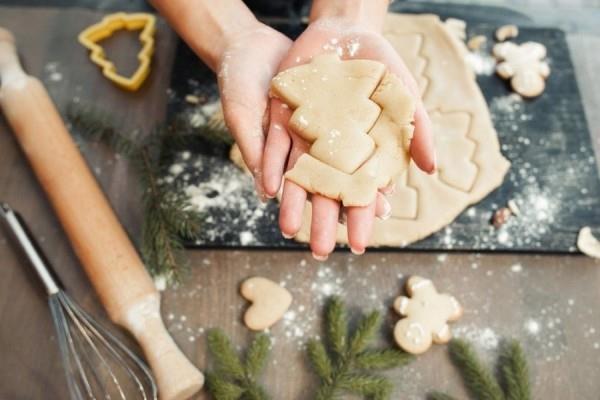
left=271, top=54, right=415, bottom=206
left=294, top=14, right=510, bottom=247
left=444, top=18, right=467, bottom=41
left=393, top=276, right=463, bottom=354
left=493, top=41, right=550, bottom=98
left=467, top=35, right=487, bottom=51
left=240, top=277, right=292, bottom=331
left=577, top=227, right=600, bottom=259
left=495, top=24, right=519, bottom=42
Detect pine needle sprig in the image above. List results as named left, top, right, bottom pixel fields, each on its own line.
left=205, top=329, right=272, bottom=400
left=427, top=392, right=459, bottom=400
left=431, top=338, right=532, bottom=400
left=498, top=340, right=531, bottom=400
left=448, top=339, right=504, bottom=400
left=307, top=297, right=413, bottom=400
left=66, top=102, right=203, bottom=283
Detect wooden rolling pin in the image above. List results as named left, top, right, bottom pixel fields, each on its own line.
left=0, top=27, right=204, bottom=400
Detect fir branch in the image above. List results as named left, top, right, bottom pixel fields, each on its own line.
left=307, top=340, right=333, bottom=382
left=499, top=340, right=531, bottom=400
left=245, top=334, right=271, bottom=379
left=66, top=102, right=202, bottom=283
left=66, top=103, right=137, bottom=156
left=206, top=329, right=272, bottom=400
left=431, top=338, right=533, bottom=400
left=205, top=372, right=245, bottom=400
left=307, top=296, right=413, bottom=400
left=349, top=311, right=381, bottom=355
left=326, top=297, right=348, bottom=357
left=427, top=392, right=459, bottom=400
left=354, top=349, right=412, bottom=370
left=207, top=330, right=246, bottom=380
left=448, top=339, right=504, bottom=400
left=338, top=374, right=393, bottom=399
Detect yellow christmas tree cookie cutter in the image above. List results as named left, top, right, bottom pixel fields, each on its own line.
left=78, top=12, right=156, bottom=91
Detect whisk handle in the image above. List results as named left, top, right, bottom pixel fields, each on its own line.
left=0, top=203, right=61, bottom=295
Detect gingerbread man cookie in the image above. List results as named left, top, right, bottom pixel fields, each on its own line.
left=270, top=53, right=415, bottom=207
left=393, top=276, right=463, bottom=354
left=493, top=41, right=550, bottom=98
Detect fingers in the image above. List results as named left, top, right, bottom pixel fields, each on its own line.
left=279, top=140, right=309, bottom=238
left=310, top=195, right=340, bottom=260
left=410, top=104, right=436, bottom=174
left=279, top=180, right=307, bottom=238
left=375, top=42, right=437, bottom=174
left=346, top=201, right=376, bottom=255
left=222, top=102, right=267, bottom=197
left=263, top=99, right=292, bottom=197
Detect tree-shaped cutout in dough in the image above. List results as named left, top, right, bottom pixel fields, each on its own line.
left=390, top=171, right=419, bottom=219
left=271, top=54, right=416, bottom=207
left=384, top=33, right=429, bottom=99
left=430, top=111, right=478, bottom=193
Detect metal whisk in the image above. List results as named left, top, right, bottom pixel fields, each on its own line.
left=0, top=203, right=158, bottom=400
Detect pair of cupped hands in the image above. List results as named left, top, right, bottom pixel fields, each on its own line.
left=215, top=17, right=435, bottom=260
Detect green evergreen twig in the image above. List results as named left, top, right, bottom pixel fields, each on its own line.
left=66, top=103, right=204, bottom=282
left=499, top=340, right=531, bottom=400
left=307, top=297, right=413, bottom=400
left=205, top=329, right=271, bottom=400
left=448, top=339, right=504, bottom=400
left=431, top=339, right=532, bottom=400
left=427, top=392, right=459, bottom=400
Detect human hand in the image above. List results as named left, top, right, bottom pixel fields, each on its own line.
left=262, top=18, right=435, bottom=259
left=216, top=24, right=292, bottom=198
left=151, top=0, right=292, bottom=198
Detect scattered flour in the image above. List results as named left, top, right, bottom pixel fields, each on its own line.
left=44, top=61, right=63, bottom=82
left=465, top=51, right=496, bottom=75
left=164, top=151, right=270, bottom=246
left=454, top=324, right=500, bottom=351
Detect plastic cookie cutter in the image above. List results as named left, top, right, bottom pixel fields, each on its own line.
left=78, top=12, right=156, bottom=91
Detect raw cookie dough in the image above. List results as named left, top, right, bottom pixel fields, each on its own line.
left=240, top=277, right=292, bottom=331
left=467, top=35, right=487, bottom=51
left=577, top=227, right=600, bottom=259
left=393, top=276, right=463, bottom=354
left=295, top=14, right=510, bottom=246
left=493, top=41, right=550, bottom=98
left=271, top=54, right=415, bottom=206
left=495, top=24, right=519, bottom=42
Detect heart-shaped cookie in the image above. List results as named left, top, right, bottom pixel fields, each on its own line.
left=240, top=277, right=292, bottom=331
left=78, top=12, right=156, bottom=91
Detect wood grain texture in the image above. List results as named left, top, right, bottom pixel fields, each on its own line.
left=1, top=6, right=600, bottom=400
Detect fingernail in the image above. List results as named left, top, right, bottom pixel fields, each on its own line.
left=312, top=252, right=328, bottom=261
left=350, top=246, right=365, bottom=256
left=429, top=152, right=438, bottom=174
left=282, top=231, right=295, bottom=239
left=381, top=200, right=392, bottom=220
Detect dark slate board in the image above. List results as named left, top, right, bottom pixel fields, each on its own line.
left=163, top=4, right=600, bottom=253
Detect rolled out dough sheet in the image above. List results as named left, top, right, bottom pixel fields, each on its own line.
left=295, top=14, right=511, bottom=246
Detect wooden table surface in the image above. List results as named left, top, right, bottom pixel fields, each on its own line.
left=1, top=6, right=600, bottom=400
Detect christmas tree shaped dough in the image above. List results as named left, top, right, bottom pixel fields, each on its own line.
left=271, top=54, right=415, bottom=206
left=292, top=14, right=510, bottom=246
